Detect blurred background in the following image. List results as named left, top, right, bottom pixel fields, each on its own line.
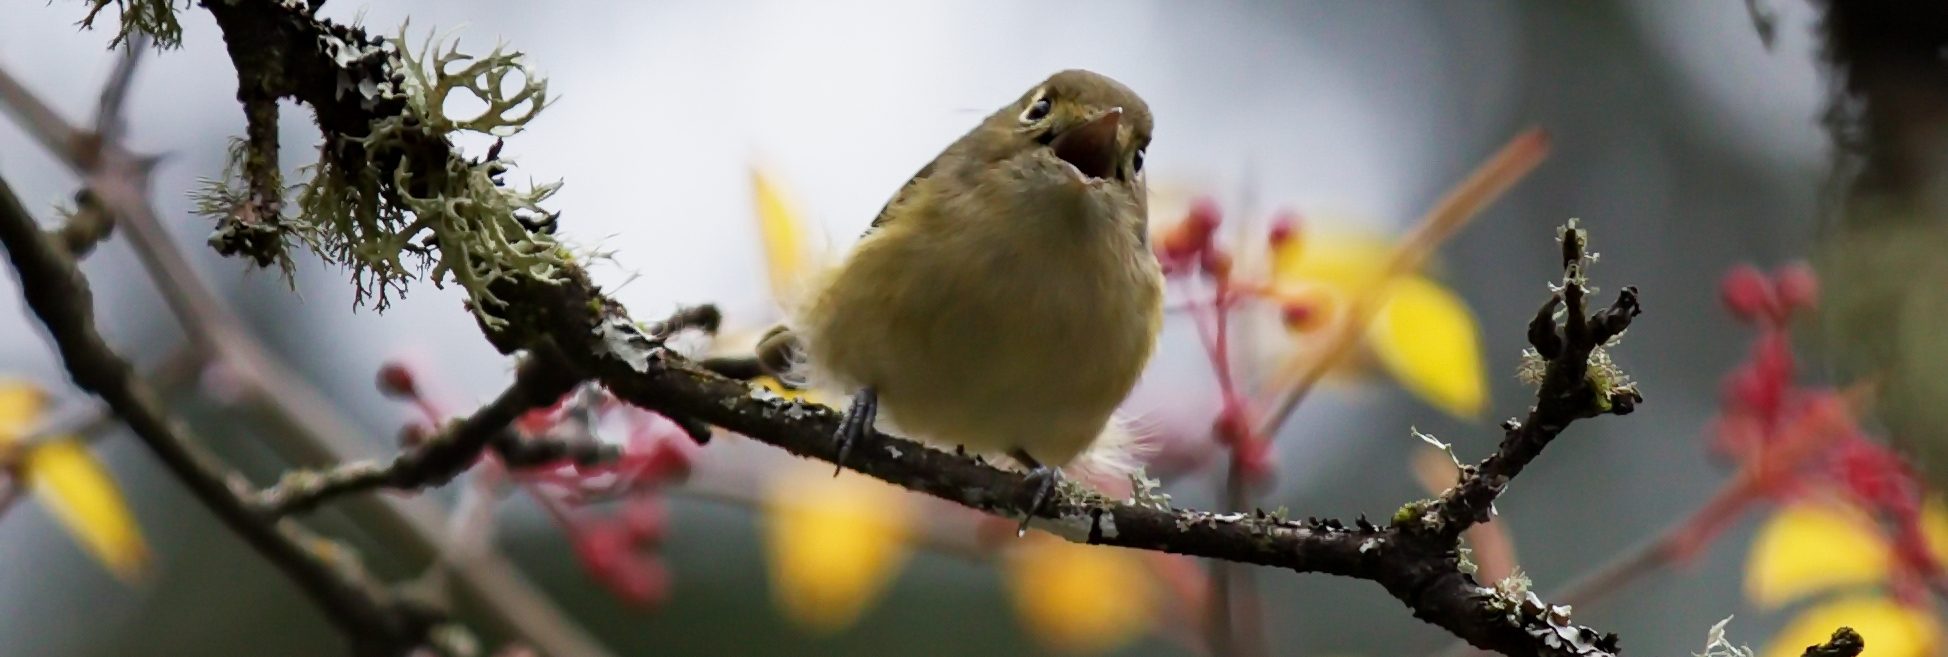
left=0, top=2, right=1908, bottom=657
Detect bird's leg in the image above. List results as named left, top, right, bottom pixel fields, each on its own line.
left=1011, top=449, right=1061, bottom=537
left=832, top=386, right=877, bottom=476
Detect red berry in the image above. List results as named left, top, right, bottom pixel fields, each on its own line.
left=1719, top=264, right=1776, bottom=324
left=1722, top=366, right=1781, bottom=416
left=1199, top=249, right=1233, bottom=281
left=604, top=555, right=671, bottom=609
left=1280, top=301, right=1319, bottom=332
left=622, top=498, right=668, bottom=545
left=376, top=362, right=419, bottom=399
left=573, top=524, right=632, bottom=574
left=1186, top=196, right=1222, bottom=235
left=1774, top=262, right=1819, bottom=312
left=1211, top=399, right=1250, bottom=445
left=1267, top=210, right=1301, bottom=246
left=639, top=439, right=694, bottom=482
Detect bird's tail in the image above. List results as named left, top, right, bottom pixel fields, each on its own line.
left=1061, top=414, right=1154, bottom=484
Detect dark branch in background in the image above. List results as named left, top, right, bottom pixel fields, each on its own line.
left=0, top=173, right=438, bottom=656
left=259, top=351, right=583, bottom=516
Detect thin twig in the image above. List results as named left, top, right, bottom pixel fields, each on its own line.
left=259, top=353, right=581, bottom=516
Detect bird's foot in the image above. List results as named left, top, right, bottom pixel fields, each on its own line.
left=832, top=387, right=877, bottom=476
left=1012, top=449, right=1061, bottom=537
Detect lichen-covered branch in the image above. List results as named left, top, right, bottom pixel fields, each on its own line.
left=202, top=0, right=566, bottom=318
left=0, top=171, right=438, bottom=656
left=1431, top=220, right=1642, bottom=541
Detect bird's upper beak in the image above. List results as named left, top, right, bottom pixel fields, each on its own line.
left=1050, top=107, right=1122, bottom=182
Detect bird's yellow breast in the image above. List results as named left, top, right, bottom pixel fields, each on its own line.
left=798, top=198, right=1162, bottom=466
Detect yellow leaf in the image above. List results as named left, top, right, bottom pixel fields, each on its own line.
left=750, top=166, right=822, bottom=304
left=763, top=465, right=912, bottom=633
left=0, top=381, right=149, bottom=581
left=1269, top=228, right=1395, bottom=293
left=21, top=440, right=150, bottom=579
left=1746, top=502, right=1888, bottom=609
left=1368, top=276, right=1487, bottom=418
left=1267, top=229, right=1486, bottom=416
left=1005, top=536, right=1154, bottom=654
left=1762, top=596, right=1939, bottom=657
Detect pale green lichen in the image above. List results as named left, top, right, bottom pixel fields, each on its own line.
left=1695, top=616, right=1754, bottom=657
left=1486, top=567, right=1533, bottom=611
left=79, top=0, right=186, bottom=48
left=1516, top=347, right=1547, bottom=385
left=201, top=25, right=568, bottom=326
left=1585, top=344, right=1637, bottom=412
left=1128, top=469, right=1173, bottom=510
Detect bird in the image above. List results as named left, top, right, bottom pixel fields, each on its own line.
left=760, top=69, right=1162, bottom=534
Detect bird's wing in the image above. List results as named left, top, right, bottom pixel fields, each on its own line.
left=863, top=158, right=936, bottom=237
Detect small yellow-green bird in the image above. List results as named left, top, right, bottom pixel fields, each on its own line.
left=762, top=69, right=1162, bottom=532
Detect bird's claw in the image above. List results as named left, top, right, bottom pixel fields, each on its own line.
left=833, top=387, right=877, bottom=476
left=1013, top=450, right=1060, bottom=537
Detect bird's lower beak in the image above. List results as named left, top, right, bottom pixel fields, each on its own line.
left=1051, top=107, right=1122, bottom=181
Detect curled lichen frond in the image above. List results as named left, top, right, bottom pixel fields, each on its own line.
left=398, top=27, right=552, bottom=137
left=78, top=0, right=186, bottom=48
left=274, top=25, right=566, bottom=324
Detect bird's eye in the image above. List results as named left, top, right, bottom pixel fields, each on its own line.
left=1021, top=96, right=1052, bottom=124
left=1132, top=148, right=1146, bottom=174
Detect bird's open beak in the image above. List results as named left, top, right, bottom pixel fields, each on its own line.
left=1051, top=107, right=1122, bottom=182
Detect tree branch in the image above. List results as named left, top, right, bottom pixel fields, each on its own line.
left=258, top=351, right=582, bottom=516
left=0, top=172, right=435, bottom=656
